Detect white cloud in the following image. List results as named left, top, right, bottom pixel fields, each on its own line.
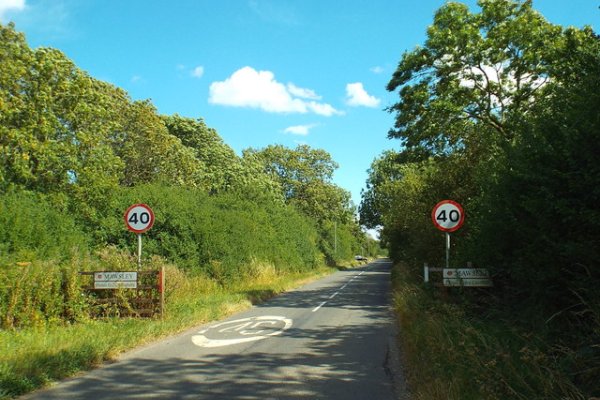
left=0, top=0, right=25, bottom=21
left=209, top=66, right=341, bottom=116
left=307, top=101, right=343, bottom=117
left=345, top=82, right=381, bottom=108
left=286, top=83, right=321, bottom=100
left=283, top=124, right=317, bottom=136
left=191, top=66, right=204, bottom=78
left=370, top=66, right=384, bottom=74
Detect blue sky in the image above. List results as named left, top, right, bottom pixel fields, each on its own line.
left=1, top=0, right=598, bottom=207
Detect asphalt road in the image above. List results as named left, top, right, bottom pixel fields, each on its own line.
left=23, top=259, right=407, bottom=400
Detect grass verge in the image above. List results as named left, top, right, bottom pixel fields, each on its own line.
left=0, top=262, right=336, bottom=399
left=391, top=263, right=588, bottom=400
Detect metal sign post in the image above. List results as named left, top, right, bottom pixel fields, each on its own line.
left=137, top=234, right=142, bottom=269
left=446, top=232, right=450, bottom=269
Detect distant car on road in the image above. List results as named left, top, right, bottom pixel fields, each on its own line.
left=354, top=255, right=367, bottom=261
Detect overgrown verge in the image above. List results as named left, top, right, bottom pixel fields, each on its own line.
left=0, top=250, right=335, bottom=399
left=392, top=263, right=596, bottom=400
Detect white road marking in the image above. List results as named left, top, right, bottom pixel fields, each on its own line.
left=192, top=316, right=292, bottom=348
left=312, top=269, right=369, bottom=313
left=312, top=301, right=327, bottom=312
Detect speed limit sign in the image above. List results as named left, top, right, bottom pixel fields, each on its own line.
left=432, top=200, right=464, bottom=232
left=124, top=204, right=155, bottom=233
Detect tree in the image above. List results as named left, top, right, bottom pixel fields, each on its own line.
left=163, top=115, right=234, bottom=191
left=111, top=100, right=203, bottom=188
left=245, top=144, right=337, bottom=197
left=359, top=150, right=405, bottom=229
left=386, top=0, right=568, bottom=156
left=0, top=23, right=123, bottom=211
left=163, top=115, right=283, bottom=198
left=245, top=144, right=352, bottom=222
left=246, top=144, right=362, bottom=263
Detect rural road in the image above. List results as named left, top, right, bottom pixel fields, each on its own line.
left=23, top=259, right=407, bottom=400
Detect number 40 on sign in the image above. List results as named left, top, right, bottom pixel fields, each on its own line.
left=124, top=204, right=155, bottom=234
left=431, top=200, right=464, bottom=232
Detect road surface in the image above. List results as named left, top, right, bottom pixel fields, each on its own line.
left=23, top=259, right=407, bottom=399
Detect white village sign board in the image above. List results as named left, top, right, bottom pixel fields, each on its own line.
left=443, top=268, right=492, bottom=287
left=94, top=271, right=138, bottom=289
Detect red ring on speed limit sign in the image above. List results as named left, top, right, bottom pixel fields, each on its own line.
left=431, top=200, right=464, bottom=232
left=124, top=204, right=155, bottom=233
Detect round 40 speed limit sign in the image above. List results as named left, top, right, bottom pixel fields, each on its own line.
left=431, top=200, right=465, bottom=232
left=124, top=203, right=155, bottom=233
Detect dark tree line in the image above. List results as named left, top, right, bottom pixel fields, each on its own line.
left=360, top=0, right=599, bottom=394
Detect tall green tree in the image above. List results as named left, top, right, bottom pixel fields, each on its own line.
left=163, top=115, right=281, bottom=198
left=245, top=144, right=353, bottom=223
left=371, top=4, right=600, bottom=390
left=386, top=0, right=572, bottom=156
left=0, top=23, right=123, bottom=212
left=163, top=114, right=235, bottom=191
left=111, top=101, right=203, bottom=188
left=246, top=144, right=362, bottom=263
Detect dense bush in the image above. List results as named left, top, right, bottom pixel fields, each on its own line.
left=0, top=191, right=87, bottom=260
left=0, top=258, right=89, bottom=329
left=97, top=184, right=322, bottom=280
left=0, top=184, right=327, bottom=329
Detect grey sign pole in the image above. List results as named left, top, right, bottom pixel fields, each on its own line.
left=137, top=234, right=142, bottom=270
left=445, top=232, right=450, bottom=269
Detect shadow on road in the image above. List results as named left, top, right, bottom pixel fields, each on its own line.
left=24, top=261, right=405, bottom=400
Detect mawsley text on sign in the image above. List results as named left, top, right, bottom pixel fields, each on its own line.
left=94, top=272, right=138, bottom=289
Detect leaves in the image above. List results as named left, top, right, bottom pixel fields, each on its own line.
left=365, top=2, right=600, bottom=396
left=245, top=144, right=352, bottom=222
left=386, top=0, right=565, bottom=155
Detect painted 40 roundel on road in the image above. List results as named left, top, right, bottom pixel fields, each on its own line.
left=124, top=203, right=155, bottom=233
left=432, top=200, right=465, bottom=232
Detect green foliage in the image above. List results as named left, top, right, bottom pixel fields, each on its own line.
left=245, top=144, right=353, bottom=222
left=112, top=101, right=203, bottom=188
left=365, top=1, right=600, bottom=397
left=0, top=259, right=89, bottom=330
left=0, top=24, right=124, bottom=202
left=0, top=191, right=87, bottom=259
left=246, top=144, right=369, bottom=264
left=91, top=184, right=321, bottom=283
left=0, top=183, right=325, bottom=328
left=386, top=0, right=564, bottom=153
